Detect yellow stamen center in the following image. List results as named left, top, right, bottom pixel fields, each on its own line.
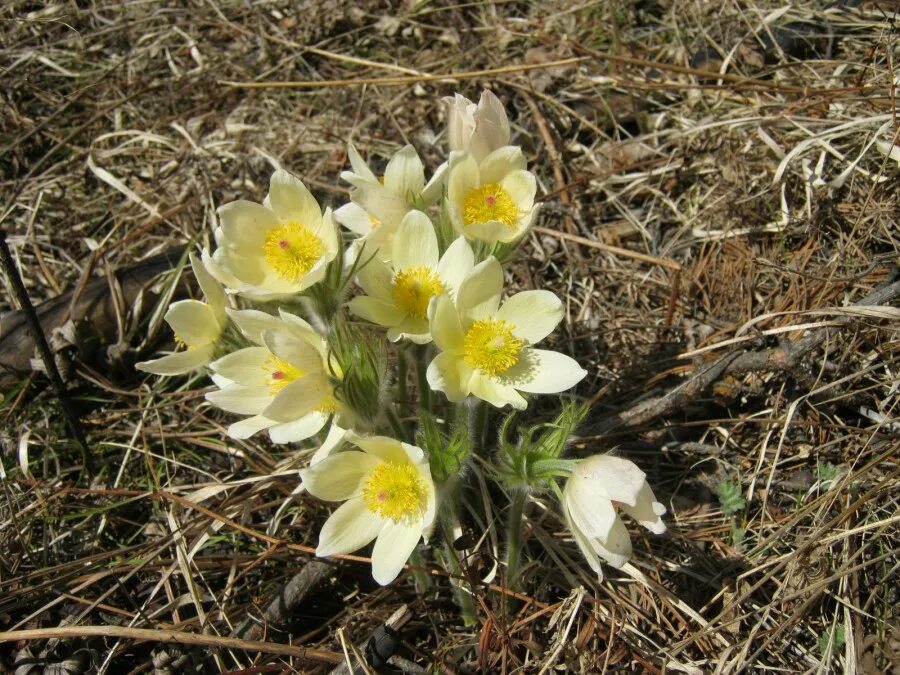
left=316, top=393, right=338, bottom=415
left=266, top=356, right=304, bottom=394
left=362, top=461, right=428, bottom=522
left=463, top=319, right=523, bottom=376
left=391, top=266, right=446, bottom=319
left=263, top=222, right=324, bottom=282
left=463, top=183, right=518, bottom=228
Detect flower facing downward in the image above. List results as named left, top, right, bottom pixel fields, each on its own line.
left=348, top=210, right=474, bottom=343
left=563, top=455, right=666, bottom=575
left=447, top=147, right=537, bottom=244
left=444, top=90, right=511, bottom=163
left=205, top=170, right=339, bottom=300
left=300, top=435, right=436, bottom=585
left=136, top=253, right=227, bottom=375
left=427, top=257, right=586, bottom=409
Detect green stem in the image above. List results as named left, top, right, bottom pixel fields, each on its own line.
left=506, top=489, right=527, bottom=591
left=385, top=407, right=407, bottom=442
left=440, top=517, right=477, bottom=626
left=415, top=345, right=431, bottom=415
left=396, top=347, right=409, bottom=425
left=468, top=400, right=489, bottom=457
left=407, top=549, right=432, bottom=593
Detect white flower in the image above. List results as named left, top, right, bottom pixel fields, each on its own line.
left=447, top=147, right=537, bottom=244
left=300, top=434, right=436, bottom=585
left=444, top=90, right=511, bottom=163
left=334, top=143, right=444, bottom=260
left=205, top=170, right=339, bottom=300
left=136, top=253, right=227, bottom=375
left=427, top=257, right=585, bottom=409
left=563, top=455, right=666, bottom=574
left=348, top=210, right=474, bottom=343
left=205, top=309, right=346, bottom=444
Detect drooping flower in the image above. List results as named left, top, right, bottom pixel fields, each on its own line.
left=334, top=144, right=444, bottom=260
left=137, top=253, right=227, bottom=375
left=300, top=434, right=436, bottom=585
left=205, top=309, right=348, bottom=445
left=444, top=90, right=511, bottom=163
left=427, top=257, right=586, bottom=409
left=204, top=170, right=339, bottom=300
left=563, top=455, right=666, bottom=574
left=447, top=147, right=537, bottom=244
left=348, top=210, right=474, bottom=343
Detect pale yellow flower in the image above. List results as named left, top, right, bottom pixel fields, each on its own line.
left=300, top=434, right=436, bottom=585
left=447, top=147, right=537, bottom=244
left=136, top=253, right=227, bottom=375
left=427, top=257, right=585, bottom=409
left=205, top=170, right=338, bottom=300
left=206, top=310, right=346, bottom=444
left=444, top=90, right=511, bottom=163
left=563, top=455, right=666, bottom=574
left=348, top=210, right=474, bottom=343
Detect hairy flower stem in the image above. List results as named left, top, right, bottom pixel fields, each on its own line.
left=505, top=490, right=527, bottom=594
left=397, top=348, right=409, bottom=428
left=469, top=400, right=489, bottom=457
left=415, top=345, right=431, bottom=415
left=440, top=517, right=477, bottom=627
left=407, top=550, right=432, bottom=593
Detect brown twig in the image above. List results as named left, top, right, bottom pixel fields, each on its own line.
left=0, top=625, right=342, bottom=663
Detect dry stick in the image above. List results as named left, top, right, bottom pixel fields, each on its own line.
left=0, top=231, right=93, bottom=472
left=236, top=561, right=333, bottom=641
left=327, top=606, right=412, bottom=675
left=583, top=277, right=900, bottom=436
left=0, top=626, right=341, bottom=664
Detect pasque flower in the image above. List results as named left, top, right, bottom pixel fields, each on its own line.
left=427, top=257, right=586, bottom=409
left=563, top=455, right=666, bottom=573
left=348, top=210, right=474, bottom=343
left=447, top=147, right=537, bottom=244
left=444, top=90, right=511, bottom=163
left=205, top=170, right=339, bottom=300
left=205, top=309, right=346, bottom=445
left=334, top=144, right=443, bottom=259
left=137, top=253, right=227, bottom=375
left=300, top=434, right=436, bottom=585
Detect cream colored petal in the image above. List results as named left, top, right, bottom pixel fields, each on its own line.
left=572, top=455, right=647, bottom=507
left=315, top=498, right=383, bottom=557
left=593, top=516, right=632, bottom=568
left=350, top=435, right=410, bottom=464
left=469, top=90, right=511, bottom=162
left=371, top=520, right=423, bottom=585
left=353, top=184, right=409, bottom=227
left=269, top=411, right=329, bottom=444
left=345, top=142, right=379, bottom=183
left=217, top=200, right=277, bottom=247
left=383, top=144, right=425, bottom=196
left=190, top=252, right=226, bottom=324
left=310, top=208, right=339, bottom=255
left=456, top=257, right=503, bottom=321
left=436, top=236, right=475, bottom=297
left=202, top=246, right=242, bottom=291
left=301, top=451, right=377, bottom=501
left=228, top=415, right=274, bottom=439
left=500, top=349, right=586, bottom=394
left=334, top=201, right=375, bottom=237
left=268, top=169, right=322, bottom=227
left=355, top=255, right=394, bottom=302
left=136, top=345, right=214, bottom=376
left=262, top=329, right=324, bottom=374
left=479, top=146, right=526, bottom=184
left=445, top=93, right=476, bottom=153
left=428, top=294, right=464, bottom=352
left=387, top=316, right=430, bottom=344
left=446, top=153, right=479, bottom=234
left=349, top=296, right=405, bottom=327
left=422, top=160, right=448, bottom=206
left=209, top=347, right=271, bottom=386
left=565, top=476, right=618, bottom=541
left=205, top=385, right=271, bottom=415
left=392, top=210, right=438, bottom=270
left=620, top=483, right=667, bottom=535
left=496, top=291, right=562, bottom=344
left=226, top=308, right=284, bottom=345
left=220, top=248, right=267, bottom=286
left=462, top=219, right=512, bottom=244
left=263, top=374, right=330, bottom=422
left=164, top=300, right=220, bottom=348
left=569, top=516, right=605, bottom=578
left=468, top=372, right=526, bottom=409
left=426, top=351, right=474, bottom=403
left=311, top=423, right=349, bottom=464
left=500, top=170, right=536, bottom=209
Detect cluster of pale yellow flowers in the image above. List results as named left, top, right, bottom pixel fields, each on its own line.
left=138, top=91, right=665, bottom=586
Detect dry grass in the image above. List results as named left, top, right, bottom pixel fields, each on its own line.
left=1, top=1, right=898, bottom=673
